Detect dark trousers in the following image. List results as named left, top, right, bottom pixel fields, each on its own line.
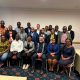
left=32, top=53, right=46, bottom=70
left=22, top=51, right=34, bottom=65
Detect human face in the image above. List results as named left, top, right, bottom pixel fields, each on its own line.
left=39, top=37, right=44, bottom=43
left=17, top=22, right=21, bottom=27
left=55, top=26, right=59, bottom=31
left=31, top=28, right=34, bottom=32
left=27, top=36, right=32, bottom=42
left=36, top=24, right=40, bottom=29
left=0, top=21, right=5, bottom=27
left=66, top=39, right=71, bottom=46
left=63, top=27, right=67, bottom=33
left=51, top=39, right=55, bottom=45
left=51, top=28, right=55, bottom=34
left=1, top=36, right=6, bottom=42
left=20, top=27, right=24, bottom=32
left=27, top=22, right=31, bottom=27
left=8, top=25, right=12, bottom=31
left=68, top=26, right=72, bottom=31
left=15, top=34, right=20, bottom=41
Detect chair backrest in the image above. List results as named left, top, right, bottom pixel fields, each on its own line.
left=69, top=52, right=76, bottom=67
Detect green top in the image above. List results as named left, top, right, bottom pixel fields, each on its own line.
left=0, top=41, right=10, bottom=54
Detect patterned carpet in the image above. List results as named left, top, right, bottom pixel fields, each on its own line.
left=0, top=66, right=80, bottom=80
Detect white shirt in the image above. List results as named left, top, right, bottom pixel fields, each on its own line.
left=10, top=40, right=23, bottom=52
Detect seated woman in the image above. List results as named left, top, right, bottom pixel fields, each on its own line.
left=0, top=35, right=10, bottom=67
left=22, top=36, right=35, bottom=69
left=58, top=38, right=75, bottom=67
left=32, top=36, right=47, bottom=74
left=47, top=39, right=59, bottom=71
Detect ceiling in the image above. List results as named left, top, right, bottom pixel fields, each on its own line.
left=0, top=0, right=80, bottom=10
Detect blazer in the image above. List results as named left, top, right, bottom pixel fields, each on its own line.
left=24, top=41, right=35, bottom=53
left=5, top=30, right=17, bottom=40
left=70, top=30, right=75, bottom=41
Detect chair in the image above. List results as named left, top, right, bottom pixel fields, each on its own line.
left=57, top=53, right=76, bottom=77
left=7, top=54, right=23, bottom=67
left=67, top=53, right=76, bottom=77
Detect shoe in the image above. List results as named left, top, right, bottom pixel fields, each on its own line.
left=22, top=64, right=26, bottom=69
left=25, top=64, right=29, bottom=69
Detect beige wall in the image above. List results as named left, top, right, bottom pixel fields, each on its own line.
left=0, top=8, right=80, bottom=42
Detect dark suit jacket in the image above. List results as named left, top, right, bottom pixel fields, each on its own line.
left=70, top=30, right=75, bottom=41
left=5, top=30, right=17, bottom=40
left=25, top=27, right=31, bottom=35
left=29, top=32, right=39, bottom=46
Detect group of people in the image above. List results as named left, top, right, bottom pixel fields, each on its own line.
left=0, top=20, right=75, bottom=74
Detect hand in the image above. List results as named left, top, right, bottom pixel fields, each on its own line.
left=37, top=53, right=42, bottom=58
left=50, top=53, right=55, bottom=56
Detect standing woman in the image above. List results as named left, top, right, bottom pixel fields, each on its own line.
left=22, top=36, right=35, bottom=69
left=47, top=39, right=59, bottom=71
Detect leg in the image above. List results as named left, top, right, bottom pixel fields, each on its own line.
left=47, top=59, right=52, bottom=71
left=52, top=59, right=58, bottom=71
left=31, top=53, right=37, bottom=69
left=1, top=52, right=8, bottom=61
left=41, top=54, right=46, bottom=71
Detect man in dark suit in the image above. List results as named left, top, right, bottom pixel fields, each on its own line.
left=25, top=22, right=31, bottom=35
left=29, top=27, right=39, bottom=46
left=68, top=25, right=75, bottom=41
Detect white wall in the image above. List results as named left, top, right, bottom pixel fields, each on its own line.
left=0, top=8, right=80, bottom=42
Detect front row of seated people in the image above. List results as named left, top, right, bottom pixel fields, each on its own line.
left=0, top=34, right=75, bottom=74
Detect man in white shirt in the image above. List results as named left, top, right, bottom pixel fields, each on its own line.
left=10, top=34, right=23, bottom=60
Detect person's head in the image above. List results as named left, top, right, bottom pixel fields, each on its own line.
left=45, top=26, right=49, bottom=31
left=66, top=38, right=72, bottom=46
left=31, top=27, right=35, bottom=32
left=39, top=36, right=45, bottom=43
left=50, top=39, right=55, bottom=45
left=55, top=25, right=59, bottom=31
left=0, top=20, right=5, bottom=28
left=17, top=22, right=21, bottom=28
left=68, top=25, right=72, bottom=31
left=27, top=22, right=31, bottom=28
left=49, top=25, right=52, bottom=31
left=15, top=34, right=20, bottom=41
left=20, top=27, right=24, bottom=33
left=1, top=35, right=6, bottom=42
left=27, top=35, right=32, bottom=42
left=51, top=28, right=55, bottom=34
left=63, top=26, right=67, bottom=33
left=36, top=24, right=40, bottom=29
left=41, top=28, right=45, bottom=34
left=8, top=25, right=13, bottom=31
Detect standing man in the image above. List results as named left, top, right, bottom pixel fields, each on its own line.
left=68, top=25, right=75, bottom=41
left=25, top=22, right=31, bottom=35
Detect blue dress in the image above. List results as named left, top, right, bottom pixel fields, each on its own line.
left=59, top=46, right=75, bottom=65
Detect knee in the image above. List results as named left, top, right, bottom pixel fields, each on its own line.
left=48, top=59, right=52, bottom=63
left=52, top=59, right=58, bottom=64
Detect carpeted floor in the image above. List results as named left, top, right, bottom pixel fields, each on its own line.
left=0, top=66, right=80, bottom=80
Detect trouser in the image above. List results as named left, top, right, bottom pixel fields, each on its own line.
left=0, top=52, right=8, bottom=62
left=32, top=53, right=46, bottom=70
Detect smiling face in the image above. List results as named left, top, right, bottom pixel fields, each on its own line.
left=66, top=39, right=72, bottom=46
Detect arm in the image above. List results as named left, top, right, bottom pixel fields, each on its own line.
left=28, top=42, right=35, bottom=52
left=54, top=45, right=59, bottom=55
left=18, top=41, right=24, bottom=52
left=47, top=44, right=51, bottom=54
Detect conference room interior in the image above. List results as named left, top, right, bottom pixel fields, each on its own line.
left=0, top=0, right=80, bottom=80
